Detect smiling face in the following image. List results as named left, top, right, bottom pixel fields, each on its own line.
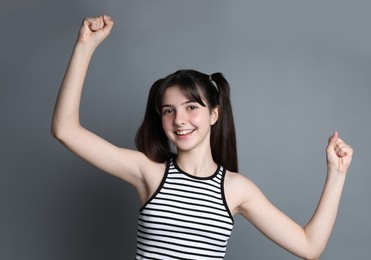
left=161, top=85, right=218, bottom=154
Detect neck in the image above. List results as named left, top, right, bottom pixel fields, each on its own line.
left=176, top=148, right=217, bottom=177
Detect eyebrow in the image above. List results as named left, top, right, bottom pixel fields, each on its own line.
left=161, top=100, right=196, bottom=109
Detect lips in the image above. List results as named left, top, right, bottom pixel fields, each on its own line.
left=176, top=129, right=194, bottom=136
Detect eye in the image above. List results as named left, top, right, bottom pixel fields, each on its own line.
left=187, top=105, right=198, bottom=111
left=162, top=108, right=174, bottom=115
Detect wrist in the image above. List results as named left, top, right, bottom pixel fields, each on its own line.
left=73, top=41, right=97, bottom=56
left=326, top=167, right=347, bottom=181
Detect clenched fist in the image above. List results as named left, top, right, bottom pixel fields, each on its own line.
left=326, top=132, right=353, bottom=174
left=76, top=15, right=114, bottom=51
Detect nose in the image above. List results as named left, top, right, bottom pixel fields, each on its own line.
left=174, top=109, right=187, bottom=126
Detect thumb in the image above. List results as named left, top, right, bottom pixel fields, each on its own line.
left=327, top=131, right=338, bottom=150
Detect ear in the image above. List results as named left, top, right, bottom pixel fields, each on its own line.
left=210, top=106, right=219, bottom=125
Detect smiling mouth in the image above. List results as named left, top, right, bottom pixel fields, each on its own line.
left=176, top=129, right=194, bottom=136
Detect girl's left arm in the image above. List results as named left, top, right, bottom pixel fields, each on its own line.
left=234, top=132, right=353, bottom=260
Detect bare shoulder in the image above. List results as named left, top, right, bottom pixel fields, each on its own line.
left=224, top=170, right=257, bottom=194
left=136, top=154, right=167, bottom=205
left=224, top=170, right=262, bottom=216
left=140, top=156, right=167, bottom=181
left=117, top=149, right=165, bottom=179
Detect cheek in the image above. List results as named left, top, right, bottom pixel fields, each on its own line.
left=161, top=117, right=172, bottom=130
left=194, top=113, right=211, bottom=127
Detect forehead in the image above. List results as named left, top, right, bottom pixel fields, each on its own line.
left=162, top=85, right=206, bottom=104
left=157, top=83, right=209, bottom=114
left=162, top=86, right=187, bottom=104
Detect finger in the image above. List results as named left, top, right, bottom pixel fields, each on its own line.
left=335, top=143, right=346, bottom=157
left=327, top=131, right=338, bottom=150
left=102, top=15, right=114, bottom=33
left=335, top=143, right=353, bottom=158
left=92, top=16, right=104, bottom=31
left=103, top=15, right=113, bottom=24
left=83, top=16, right=105, bottom=32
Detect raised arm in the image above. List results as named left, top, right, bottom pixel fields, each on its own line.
left=51, top=16, right=154, bottom=199
left=302, top=131, right=352, bottom=257
left=230, top=132, right=353, bottom=260
left=51, top=16, right=113, bottom=138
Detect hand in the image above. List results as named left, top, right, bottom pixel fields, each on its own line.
left=77, top=15, right=114, bottom=50
left=326, top=131, right=353, bottom=174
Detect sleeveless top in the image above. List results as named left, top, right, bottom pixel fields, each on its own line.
left=135, top=158, right=234, bottom=259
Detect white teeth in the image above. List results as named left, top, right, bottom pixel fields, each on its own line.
left=176, top=130, right=193, bottom=135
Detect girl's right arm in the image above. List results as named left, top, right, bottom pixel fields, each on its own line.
left=51, top=16, right=155, bottom=199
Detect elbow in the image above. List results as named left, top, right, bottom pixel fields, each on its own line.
left=50, top=119, right=64, bottom=140
left=302, top=248, right=322, bottom=260
left=50, top=121, right=76, bottom=142
left=303, top=256, right=320, bottom=260
left=304, top=257, right=321, bottom=260
left=296, top=240, right=323, bottom=260
left=50, top=112, right=81, bottom=142
left=50, top=123, right=58, bottom=139
left=50, top=127, right=61, bottom=140
left=50, top=125, right=64, bottom=141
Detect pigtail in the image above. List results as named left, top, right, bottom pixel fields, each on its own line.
left=135, top=79, right=172, bottom=163
left=210, top=73, right=238, bottom=172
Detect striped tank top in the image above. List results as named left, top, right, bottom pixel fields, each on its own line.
left=135, top=158, right=234, bottom=259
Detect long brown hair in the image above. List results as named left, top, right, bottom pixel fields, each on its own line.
left=135, top=69, right=238, bottom=172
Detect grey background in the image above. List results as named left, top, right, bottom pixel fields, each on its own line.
left=1, top=0, right=370, bottom=259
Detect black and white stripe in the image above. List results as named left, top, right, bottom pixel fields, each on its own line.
left=135, top=158, right=234, bottom=259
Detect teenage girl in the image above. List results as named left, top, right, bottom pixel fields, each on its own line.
left=51, top=15, right=353, bottom=260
